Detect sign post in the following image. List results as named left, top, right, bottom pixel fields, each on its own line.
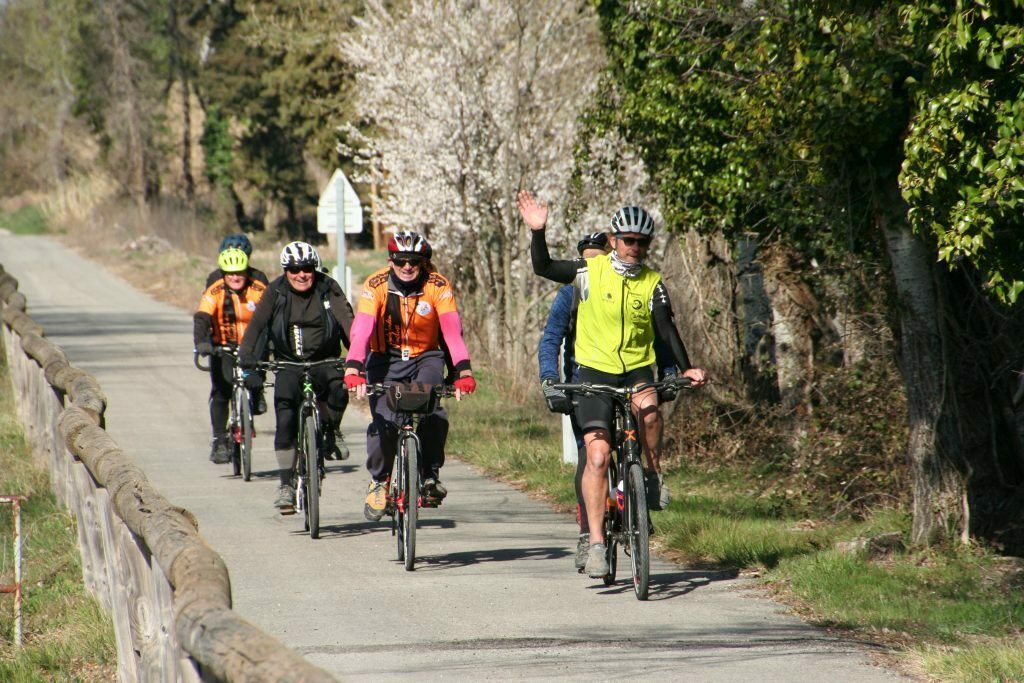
left=317, top=169, right=363, bottom=298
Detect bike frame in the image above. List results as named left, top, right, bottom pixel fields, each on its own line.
left=194, top=345, right=254, bottom=478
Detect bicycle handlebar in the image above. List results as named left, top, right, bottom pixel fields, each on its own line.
left=257, top=358, right=345, bottom=373
left=365, top=382, right=458, bottom=399
left=193, top=345, right=238, bottom=372
left=549, top=377, right=694, bottom=398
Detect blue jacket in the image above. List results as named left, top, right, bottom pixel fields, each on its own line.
left=538, top=284, right=677, bottom=383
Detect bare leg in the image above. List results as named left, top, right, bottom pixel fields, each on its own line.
left=582, top=429, right=612, bottom=544
left=633, top=388, right=662, bottom=472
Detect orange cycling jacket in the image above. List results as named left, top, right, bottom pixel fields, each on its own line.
left=194, top=278, right=268, bottom=346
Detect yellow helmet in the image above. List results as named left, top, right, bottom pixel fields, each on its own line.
left=218, top=247, right=249, bottom=273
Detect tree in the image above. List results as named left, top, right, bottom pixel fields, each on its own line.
left=591, top=0, right=1024, bottom=546
left=343, top=0, right=607, bottom=371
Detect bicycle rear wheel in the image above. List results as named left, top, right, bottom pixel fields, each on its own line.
left=240, top=390, right=253, bottom=482
left=304, top=413, right=320, bottom=539
left=402, top=436, right=419, bottom=571
left=626, top=461, right=650, bottom=600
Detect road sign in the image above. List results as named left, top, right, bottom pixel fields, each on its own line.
left=317, top=169, right=363, bottom=234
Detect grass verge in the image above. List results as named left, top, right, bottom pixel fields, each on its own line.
left=0, top=206, right=47, bottom=235
left=0, top=356, right=116, bottom=680
left=446, top=370, right=1024, bottom=682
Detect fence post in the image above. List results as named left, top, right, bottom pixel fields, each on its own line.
left=0, top=495, right=24, bottom=649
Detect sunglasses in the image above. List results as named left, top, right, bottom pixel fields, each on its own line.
left=391, top=257, right=423, bottom=268
left=285, top=265, right=315, bottom=274
left=617, top=236, right=651, bottom=247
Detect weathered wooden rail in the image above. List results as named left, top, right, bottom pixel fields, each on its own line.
left=0, top=265, right=336, bottom=682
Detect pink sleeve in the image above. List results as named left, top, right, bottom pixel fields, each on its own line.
left=345, top=311, right=376, bottom=365
left=439, top=311, right=470, bottom=367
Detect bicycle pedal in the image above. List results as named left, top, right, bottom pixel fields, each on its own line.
left=421, top=496, right=442, bottom=508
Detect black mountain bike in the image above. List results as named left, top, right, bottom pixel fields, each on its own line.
left=259, top=359, right=343, bottom=539
left=367, top=381, right=455, bottom=571
left=194, top=346, right=255, bottom=480
left=551, top=377, right=691, bottom=600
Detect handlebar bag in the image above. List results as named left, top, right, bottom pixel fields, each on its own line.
left=386, top=382, right=438, bottom=414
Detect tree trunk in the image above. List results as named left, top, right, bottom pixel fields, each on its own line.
left=659, top=230, right=747, bottom=407
left=761, top=245, right=819, bottom=436
left=882, top=215, right=968, bottom=546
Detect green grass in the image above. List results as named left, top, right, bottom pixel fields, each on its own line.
left=446, top=369, right=1024, bottom=682
left=0, top=357, right=116, bottom=680
left=0, top=206, right=47, bottom=235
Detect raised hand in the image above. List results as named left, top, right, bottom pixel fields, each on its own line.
left=517, top=190, right=549, bottom=231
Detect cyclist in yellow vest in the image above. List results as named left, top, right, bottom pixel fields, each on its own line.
left=518, top=190, right=706, bottom=578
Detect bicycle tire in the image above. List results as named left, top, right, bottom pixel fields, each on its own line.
left=229, top=389, right=242, bottom=477
left=393, top=470, right=405, bottom=562
left=241, top=389, right=253, bottom=482
left=304, top=413, right=320, bottom=539
left=603, top=461, right=619, bottom=585
left=626, top=461, right=650, bottom=600
left=403, top=436, right=419, bottom=571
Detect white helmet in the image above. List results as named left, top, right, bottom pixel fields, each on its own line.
left=280, top=241, right=319, bottom=269
left=610, top=206, right=655, bottom=237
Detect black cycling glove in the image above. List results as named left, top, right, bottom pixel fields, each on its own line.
left=238, top=355, right=257, bottom=371
left=541, top=379, right=572, bottom=414
left=195, top=341, right=213, bottom=357
left=243, top=372, right=263, bottom=391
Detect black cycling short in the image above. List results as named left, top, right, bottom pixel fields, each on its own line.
left=575, top=364, right=655, bottom=435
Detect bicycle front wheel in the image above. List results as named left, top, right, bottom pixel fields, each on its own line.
left=626, top=461, right=650, bottom=600
left=304, top=413, right=320, bottom=539
left=241, top=389, right=253, bottom=482
left=402, top=436, right=419, bottom=571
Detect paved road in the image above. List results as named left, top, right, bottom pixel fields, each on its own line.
left=1, top=235, right=908, bottom=681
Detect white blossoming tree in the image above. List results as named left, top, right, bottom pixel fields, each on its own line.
left=342, top=0, right=607, bottom=372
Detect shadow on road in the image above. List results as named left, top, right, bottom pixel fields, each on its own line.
left=313, top=517, right=457, bottom=540
left=414, top=545, right=572, bottom=571
left=586, top=568, right=737, bottom=600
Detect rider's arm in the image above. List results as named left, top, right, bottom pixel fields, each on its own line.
left=652, top=329, right=677, bottom=379
left=530, top=230, right=583, bottom=284
left=651, top=281, right=693, bottom=372
left=193, top=312, right=213, bottom=346
left=438, top=311, right=471, bottom=373
left=238, top=283, right=277, bottom=362
left=538, top=285, right=573, bottom=381
left=343, top=312, right=376, bottom=372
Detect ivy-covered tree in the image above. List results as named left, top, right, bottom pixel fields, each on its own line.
left=593, top=0, right=1024, bottom=547
left=901, top=0, right=1024, bottom=304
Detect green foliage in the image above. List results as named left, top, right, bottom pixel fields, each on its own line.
left=591, top=0, right=916, bottom=264
left=0, top=206, right=48, bottom=234
left=200, top=105, right=235, bottom=189
left=195, top=0, right=363, bottom=228
left=900, top=0, right=1024, bottom=303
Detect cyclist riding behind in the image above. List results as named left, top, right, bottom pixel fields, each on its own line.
left=519, top=190, right=706, bottom=579
left=343, top=231, right=477, bottom=522
left=194, top=247, right=268, bottom=464
left=538, top=230, right=680, bottom=571
left=206, top=233, right=269, bottom=287
left=238, top=241, right=355, bottom=510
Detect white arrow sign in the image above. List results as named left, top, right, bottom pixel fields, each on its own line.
left=317, top=169, right=363, bottom=235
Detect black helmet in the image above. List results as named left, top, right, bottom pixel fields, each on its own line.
left=219, top=233, right=253, bottom=256
left=576, top=231, right=609, bottom=255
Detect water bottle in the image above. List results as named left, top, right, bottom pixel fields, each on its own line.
left=616, top=480, right=624, bottom=512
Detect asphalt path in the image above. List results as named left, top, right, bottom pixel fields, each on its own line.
left=0, top=235, right=909, bottom=681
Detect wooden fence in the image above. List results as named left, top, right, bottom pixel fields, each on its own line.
left=0, top=265, right=336, bottom=682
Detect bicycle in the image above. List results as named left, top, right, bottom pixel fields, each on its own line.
left=258, top=358, right=344, bottom=539
left=366, top=381, right=456, bottom=571
left=550, top=376, right=692, bottom=600
left=194, top=345, right=255, bottom=481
